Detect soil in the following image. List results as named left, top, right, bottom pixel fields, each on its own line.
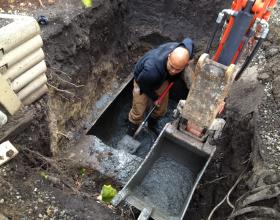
left=0, top=0, right=280, bottom=220
left=0, top=0, right=53, bottom=13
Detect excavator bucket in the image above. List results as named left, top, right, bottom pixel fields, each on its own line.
left=112, top=123, right=216, bottom=220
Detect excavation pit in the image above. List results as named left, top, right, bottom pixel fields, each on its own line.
left=1, top=0, right=271, bottom=219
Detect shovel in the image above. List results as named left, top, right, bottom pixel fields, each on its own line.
left=116, top=82, right=174, bottom=154
left=133, top=81, right=174, bottom=138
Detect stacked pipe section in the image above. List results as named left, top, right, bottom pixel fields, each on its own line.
left=0, top=14, right=48, bottom=119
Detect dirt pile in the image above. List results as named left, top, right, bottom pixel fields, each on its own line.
left=224, top=5, right=280, bottom=219
left=228, top=10, right=280, bottom=219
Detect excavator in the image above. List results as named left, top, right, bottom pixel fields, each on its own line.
left=182, top=0, right=276, bottom=139
left=110, top=0, right=277, bottom=219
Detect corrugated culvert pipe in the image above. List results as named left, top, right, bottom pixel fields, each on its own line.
left=0, top=14, right=48, bottom=124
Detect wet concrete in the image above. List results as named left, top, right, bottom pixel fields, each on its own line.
left=0, top=18, right=13, bottom=28
left=69, top=135, right=143, bottom=184
left=116, top=135, right=141, bottom=154
left=133, top=154, right=195, bottom=216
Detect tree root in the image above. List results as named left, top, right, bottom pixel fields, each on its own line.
left=207, top=164, right=249, bottom=220
left=243, top=218, right=276, bottom=220
left=229, top=206, right=280, bottom=219
left=228, top=182, right=280, bottom=219
left=38, top=0, right=46, bottom=8
left=49, top=69, right=85, bottom=88
left=236, top=183, right=280, bottom=208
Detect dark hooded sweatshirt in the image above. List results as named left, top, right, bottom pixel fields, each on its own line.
left=134, top=38, right=194, bottom=101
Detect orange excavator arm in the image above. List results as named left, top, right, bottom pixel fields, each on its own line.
left=209, top=0, right=276, bottom=79
left=178, top=0, right=276, bottom=138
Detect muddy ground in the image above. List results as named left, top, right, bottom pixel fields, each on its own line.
left=0, top=0, right=280, bottom=219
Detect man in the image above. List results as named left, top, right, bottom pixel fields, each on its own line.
left=128, top=37, right=194, bottom=135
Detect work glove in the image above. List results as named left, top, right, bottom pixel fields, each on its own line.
left=154, top=99, right=160, bottom=108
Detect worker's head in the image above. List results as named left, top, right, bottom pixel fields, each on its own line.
left=167, top=47, right=190, bottom=75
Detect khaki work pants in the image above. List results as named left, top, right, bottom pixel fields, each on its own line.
left=128, top=80, right=169, bottom=125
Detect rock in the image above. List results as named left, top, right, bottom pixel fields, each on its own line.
left=266, top=47, right=279, bottom=58
left=257, top=72, right=270, bottom=81
left=254, top=84, right=280, bottom=170
left=48, top=0, right=55, bottom=5
left=0, top=213, right=8, bottom=220
left=272, top=76, right=280, bottom=101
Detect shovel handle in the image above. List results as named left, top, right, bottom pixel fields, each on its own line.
left=155, top=82, right=174, bottom=105
left=133, top=82, right=174, bottom=138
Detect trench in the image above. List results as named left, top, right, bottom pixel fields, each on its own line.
left=43, top=0, right=253, bottom=219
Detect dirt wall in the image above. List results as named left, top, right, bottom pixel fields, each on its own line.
left=44, top=0, right=132, bottom=154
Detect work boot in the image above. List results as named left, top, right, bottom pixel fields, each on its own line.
left=148, top=117, right=159, bottom=135
left=127, top=121, right=138, bottom=136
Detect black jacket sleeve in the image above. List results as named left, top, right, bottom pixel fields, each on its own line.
left=136, top=63, right=159, bottom=101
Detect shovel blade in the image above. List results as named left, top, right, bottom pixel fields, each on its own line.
left=116, top=135, right=141, bottom=154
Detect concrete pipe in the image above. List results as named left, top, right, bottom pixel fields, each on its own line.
left=0, top=75, right=22, bottom=115
left=0, top=35, right=43, bottom=68
left=0, top=15, right=40, bottom=54
left=11, top=60, right=47, bottom=92
left=22, top=85, right=48, bottom=106
left=0, top=110, right=8, bottom=128
left=3, top=49, right=45, bottom=81
left=17, top=74, right=47, bottom=100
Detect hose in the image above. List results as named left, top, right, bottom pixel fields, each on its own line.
left=206, top=23, right=221, bottom=54
left=234, top=37, right=264, bottom=81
